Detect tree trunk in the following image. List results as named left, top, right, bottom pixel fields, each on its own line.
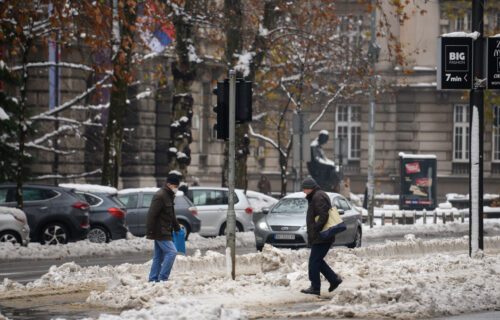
left=16, top=47, right=30, bottom=209
left=168, top=1, right=197, bottom=179
left=101, top=1, right=136, bottom=187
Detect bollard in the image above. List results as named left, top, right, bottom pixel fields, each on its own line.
left=450, top=210, right=454, bottom=222
left=392, top=212, right=396, bottom=225
left=461, top=210, right=465, bottom=223
left=423, top=209, right=427, bottom=224
left=403, top=210, right=407, bottom=225
left=413, top=210, right=417, bottom=224
left=433, top=211, right=437, bottom=224
left=442, top=211, right=446, bottom=224
left=381, top=212, right=385, bottom=226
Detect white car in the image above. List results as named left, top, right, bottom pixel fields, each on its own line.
left=245, top=190, right=279, bottom=213
left=186, top=187, right=255, bottom=236
left=0, top=206, right=30, bottom=246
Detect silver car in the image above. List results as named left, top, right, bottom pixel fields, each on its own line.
left=254, top=192, right=362, bottom=251
left=0, top=207, right=30, bottom=246
left=186, top=187, right=255, bottom=236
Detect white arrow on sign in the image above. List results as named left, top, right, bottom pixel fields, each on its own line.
left=464, top=74, right=468, bottom=82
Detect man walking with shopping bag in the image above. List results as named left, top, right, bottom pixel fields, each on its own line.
left=146, top=173, right=181, bottom=282
left=300, top=176, right=343, bottom=295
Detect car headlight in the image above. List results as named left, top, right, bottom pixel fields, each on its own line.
left=300, top=225, right=307, bottom=231
left=258, top=221, right=270, bottom=230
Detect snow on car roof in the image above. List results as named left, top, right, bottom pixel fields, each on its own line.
left=284, top=191, right=341, bottom=199
left=117, top=187, right=184, bottom=197
left=59, top=183, right=117, bottom=194
left=0, top=206, right=27, bottom=222
left=118, top=187, right=160, bottom=194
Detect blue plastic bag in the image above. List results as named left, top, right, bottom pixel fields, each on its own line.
left=173, top=229, right=186, bottom=253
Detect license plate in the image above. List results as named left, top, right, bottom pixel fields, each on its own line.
left=274, top=234, right=295, bottom=240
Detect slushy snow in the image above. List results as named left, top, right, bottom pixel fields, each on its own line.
left=1, top=236, right=499, bottom=320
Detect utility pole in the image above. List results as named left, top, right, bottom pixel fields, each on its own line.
left=227, top=70, right=236, bottom=279
left=367, top=2, right=377, bottom=228
left=469, top=0, right=484, bottom=257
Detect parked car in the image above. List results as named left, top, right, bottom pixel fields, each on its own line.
left=60, top=184, right=128, bottom=243
left=0, top=206, right=30, bottom=246
left=0, top=184, right=90, bottom=244
left=254, top=192, right=362, bottom=251
left=186, top=187, right=255, bottom=237
left=117, top=188, right=200, bottom=240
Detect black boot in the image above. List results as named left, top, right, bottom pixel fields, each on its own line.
left=300, top=286, right=320, bottom=295
left=328, top=278, right=343, bottom=292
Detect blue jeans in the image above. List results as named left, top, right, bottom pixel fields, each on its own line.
left=149, top=240, right=177, bottom=282
left=308, top=243, right=339, bottom=289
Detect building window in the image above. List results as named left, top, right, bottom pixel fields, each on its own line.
left=453, top=104, right=469, bottom=162
left=455, top=13, right=471, bottom=31
left=336, top=105, right=361, bottom=160
left=493, top=106, right=500, bottom=163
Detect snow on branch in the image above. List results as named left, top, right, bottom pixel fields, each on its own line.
left=309, top=84, right=346, bottom=131
left=34, top=115, right=103, bottom=127
left=24, top=142, right=75, bottom=155
left=31, top=75, right=111, bottom=121
left=12, top=62, right=94, bottom=73
left=252, top=112, right=268, bottom=121
left=27, top=125, right=78, bottom=146
left=280, top=83, right=298, bottom=108
left=33, top=169, right=102, bottom=181
left=249, top=124, right=286, bottom=158
left=70, top=103, right=110, bottom=111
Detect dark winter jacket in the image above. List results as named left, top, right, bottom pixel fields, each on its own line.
left=306, top=186, right=334, bottom=245
left=146, top=186, right=181, bottom=241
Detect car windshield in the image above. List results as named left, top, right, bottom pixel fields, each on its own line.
left=271, top=198, right=308, bottom=214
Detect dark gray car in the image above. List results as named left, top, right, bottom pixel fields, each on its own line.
left=0, top=184, right=90, bottom=244
left=74, top=191, right=128, bottom=243
left=118, top=188, right=201, bottom=240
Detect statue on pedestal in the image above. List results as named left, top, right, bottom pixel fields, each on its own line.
left=307, top=130, right=340, bottom=192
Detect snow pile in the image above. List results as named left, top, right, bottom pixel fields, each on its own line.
left=363, top=219, right=500, bottom=240
left=0, top=312, right=8, bottom=320
left=0, top=232, right=256, bottom=261
left=84, top=300, right=247, bottom=320
left=1, top=237, right=500, bottom=319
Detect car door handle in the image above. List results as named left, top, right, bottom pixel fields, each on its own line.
left=40, top=206, right=48, bottom=210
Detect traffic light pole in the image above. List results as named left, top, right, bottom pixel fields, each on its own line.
left=227, top=70, right=236, bottom=279
left=469, top=0, right=484, bottom=257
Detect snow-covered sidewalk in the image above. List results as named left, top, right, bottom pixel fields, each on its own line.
left=1, top=236, right=499, bottom=320
left=1, top=220, right=500, bottom=261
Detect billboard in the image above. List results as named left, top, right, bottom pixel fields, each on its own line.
left=399, top=154, right=437, bottom=210
left=437, top=37, right=473, bottom=90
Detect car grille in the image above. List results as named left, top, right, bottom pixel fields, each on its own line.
left=266, top=234, right=306, bottom=244
left=270, top=225, right=300, bottom=231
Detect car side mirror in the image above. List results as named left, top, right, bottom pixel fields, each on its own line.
left=262, top=207, right=269, bottom=214
left=338, top=208, right=345, bottom=215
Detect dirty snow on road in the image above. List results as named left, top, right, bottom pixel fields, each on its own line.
left=1, top=236, right=499, bottom=320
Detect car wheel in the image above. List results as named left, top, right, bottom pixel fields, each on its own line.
left=219, top=222, right=243, bottom=236
left=347, top=227, right=362, bottom=249
left=179, top=221, right=191, bottom=240
left=0, top=231, right=21, bottom=245
left=40, top=223, right=68, bottom=245
left=256, top=244, right=263, bottom=252
left=88, top=226, right=110, bottom=243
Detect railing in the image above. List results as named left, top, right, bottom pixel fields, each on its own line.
left=361, top=208, right=472, bottom=225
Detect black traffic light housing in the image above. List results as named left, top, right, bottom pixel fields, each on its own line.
left=212, top=78, right=253, bottom=140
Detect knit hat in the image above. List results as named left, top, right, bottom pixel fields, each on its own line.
left=301, top=176, right=318, bottom=189
left=166, top=173, right=180, bottom=186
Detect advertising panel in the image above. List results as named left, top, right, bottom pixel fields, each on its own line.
left=437, top=37, right=473, bottom=90
left=399, top=154, right=437, bottom=210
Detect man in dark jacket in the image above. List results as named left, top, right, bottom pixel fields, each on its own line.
left=146, top=173, right=181, bottom=282
left=300, top=176, right=343, bottom=295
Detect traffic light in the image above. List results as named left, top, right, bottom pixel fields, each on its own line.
left=212, top=78, right=253, bottom=140
left=235, top=79, right=252, bottom=123
left=213, top=81, right=229, bottom=140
